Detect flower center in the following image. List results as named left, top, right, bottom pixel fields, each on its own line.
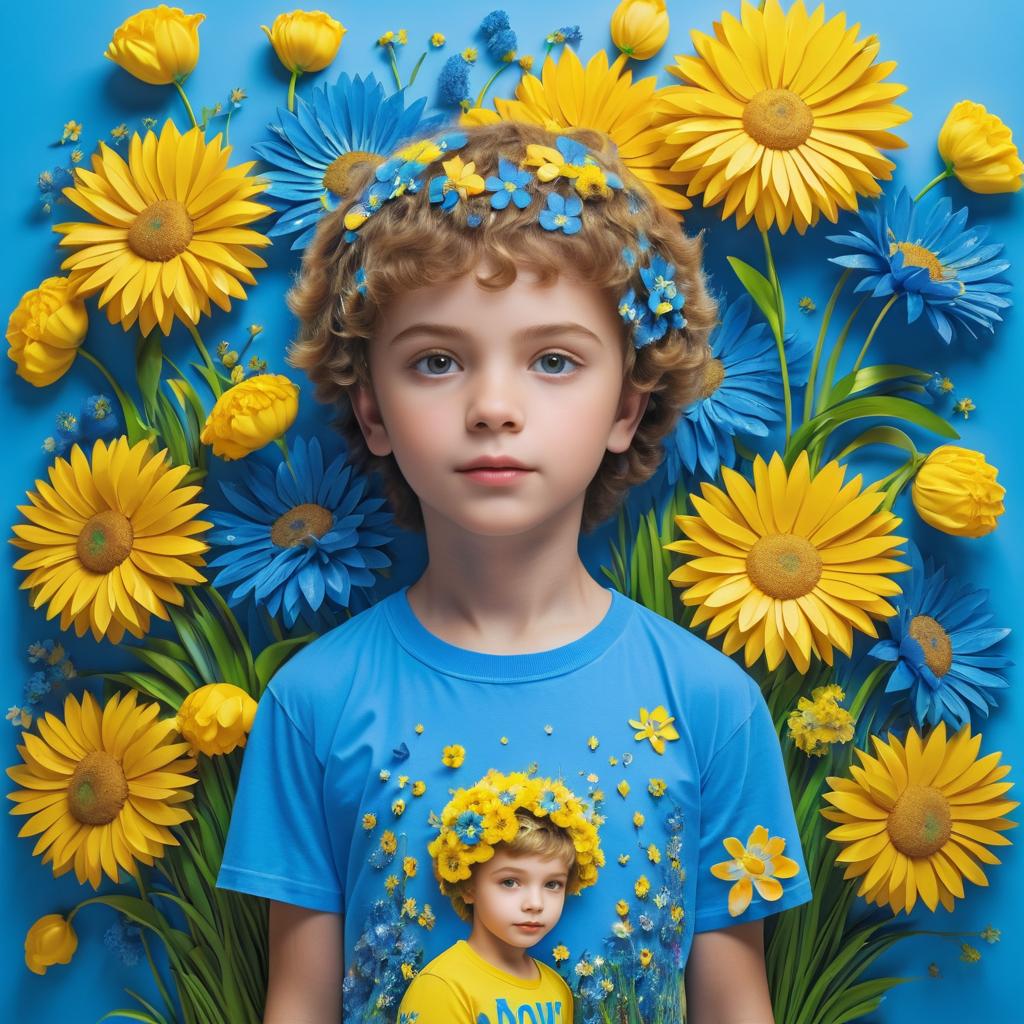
left=127, top=199, right=194, bottom=261
left=77, top=509, right=134, bottom=572
left=322, top=150, right=384, bottom=198
left=68, top=750, right=128, bottom=825
left=740, top=852, right=766, bottom=875
left=888, top=241, right=945, bottom=280
left=887, top=783, right=951, bottom=857
left=743, top=88, right=814, bottom=149
left=908, top=615, right=953, bottom=676
left=745, top=533, right=823, bottom=599
left=698, top=357, right=726, bottom=399
left=270, top=502, right=334, bottom=548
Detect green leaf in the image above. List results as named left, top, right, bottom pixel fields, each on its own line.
left=153, top=391, right=191, bottom=468
left=136, top=332, right=164, bottom=418
left=102, top=671, right=185, bottom=709
left=96, top=1010, right=165, bottom=1024
left=254, top=634, right=315, bottom=692
left=826, top=364, right=932, bottom=407
left=835, top=425, right=919, bottom=462
left=727, top=256, right=781, bottom=339
left=130, top=644, right=201, bottom=694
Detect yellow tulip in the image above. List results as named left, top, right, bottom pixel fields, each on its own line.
left=912, top=445, right=1006, bottom=538
left=25, top=914, right=78, bottom=976
left=177, top=683, right=258, bottom=757
left=104, top=5, right=205, bottom=86
left=200, top=373, right=299, bottom=460
left=938, top=100, right=1024, bottom=194
left=261, top=10, right=347, bottom=74
left=6, top=276, right=88, bottom=387
left=610, top=0, right=669, bottom=61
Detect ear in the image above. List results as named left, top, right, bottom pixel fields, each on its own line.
left=348, top=382, right=393, bottom=457
left=606, top=382, right=650, bottom=455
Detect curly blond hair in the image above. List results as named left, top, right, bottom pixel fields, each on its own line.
left=285, top=119, right=718, bottom=534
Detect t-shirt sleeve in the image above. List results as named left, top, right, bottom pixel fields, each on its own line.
left=216, top=686, right=344, bottom=913
left=395, top=974, right=473, bottom=1022
left=693, top=675, right=813, bottom=933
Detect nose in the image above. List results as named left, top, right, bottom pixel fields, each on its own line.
left=521, top=886, right=544, bottom=913
left=465, top=364, right=524, bottom=433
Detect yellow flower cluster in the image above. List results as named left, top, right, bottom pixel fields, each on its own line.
left=176, top=683, right=257, bottom=757
left=786, top=683, right=854, bottom=758
left=428, top=769, right=604, bottom=895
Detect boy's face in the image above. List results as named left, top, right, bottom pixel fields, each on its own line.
left=463, top=848, right=572, bottom=949
left=350, top=264, right=648, bottom=538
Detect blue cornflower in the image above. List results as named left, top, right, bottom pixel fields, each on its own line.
left=631, top=254, right=686, bottom=347
left=557, top=25, right=583, bottom=47
left=439, top=54, right=472, bottom=106
left=253, top=72, right=446, bottom=251
left=486, top=28, right=518, bottom=61
left=539, top=192, right=582, bottom=234
left=663, top=294, right=812, bottom=482
left=454, top=810, right=486, bottom=845
left=354, top=267, right=367, bottom=296
left=37, top=165, right=73, bottom=214
left=485, top=158, right=531, bottom=210
left=23, top=672, right=51, bottom=705
left=869, top=542, right=1011, bottom=731
left=206, top=437, right=394, bottom=628
left=828, top=186, right=1012, bottom=344
left=104, top=916, right=143, bottom=968
left=480, top=10, right=510, bottom=35
left=538, top=790, right=561, bottom=814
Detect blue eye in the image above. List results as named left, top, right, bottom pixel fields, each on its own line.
left=412, top=352, right=458, bottom=376
left=533, top=353, right=578, bottom=375
left=500, top=878, right=519, bottom=888
left=410, top=351, right=580, bottom=377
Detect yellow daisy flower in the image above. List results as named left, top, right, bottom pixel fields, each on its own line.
left=821, top=722, right=1018, bottom=915
left=6, top=689, right=198, bottom=888
left=666, top=451, right=908, bottom=673
left=10, top=437, right=212, bottom=644
left=442, top=744, right=466, bottom=768
left=655, top=0, right=910, bottom=233
left=628, top=705, right=680, bottom=754
left=53, top=120, right=272, bottom=336
left=710, top=824, right=801, bottom=917
left=462, top=46, right=693, bottom=219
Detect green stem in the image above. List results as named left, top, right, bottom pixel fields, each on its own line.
left=851, top=293, right=900, bottom=375
left=174, top=80, right=198, bottom=129
left=77, top=347, right=152, bottom=443
left=805, top=270, right=850, bottom=424
left=287, top=70, right=299, bottom=113
left=914, top=165, right=954, bottom=203
left=186, top=322, right=223, bottom=397
left=274, top=435, right=296, bottom=481
left=223, top=109, right=233, bottom=148
left=815, top=299, right=866, bottom=415
left=475, top=62, right=511, bottom=109
left=407, top=50, right=428, bottom=88
left=847, top=663, right=891, bottom=723
left=761, top=229, right=791, bottom=444
left=387, top=43, right=403, bottom=91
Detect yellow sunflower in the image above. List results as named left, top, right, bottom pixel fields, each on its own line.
left=10, top=436, right=212, bottom=644
left=654, top=0, right=910, bottom=233
left=6, top=689, right=198, bottom=889
left=665, top=451, right=908, bottom=673
left=821, top=721, right=1018, bottom=914
left=462, top=46, right=692, bottom=219
left=53, top=119, right=273, bottom=337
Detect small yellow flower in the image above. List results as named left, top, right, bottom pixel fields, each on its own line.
left=392, top=798, right=406, bottom=817
left=710, top=824, right=800, bottom=918
left=500, top=736, right=509, bottom=745
left=799, top=296, right=817, bottom=313
left=403, top=856, right=417, bottom=877
left=939, top=376, right=955, bottom=393
left=462, top=46, right=478, bottom=62
left=587, top=735, right=599, bottom=750
left=632, top=812, right=645, bottom=828
left=616, top=780, right=630, bottom=798
left=552, top=944, right=570, bottom=962
left=670, top=905, right=684, bottom=923
left=61, top=120, right=83, bottom=143
left=379, top=769, right=391, bottom=781
left=104, top=7, right=204, bottom=85
left=401, top=962, right=416, bottom=980
left=634, top=875, right=650, bottom=899
left=575, top=958, right=594, bottom=976
left=230, top=364, right=245, bottom=384
left=69, top=148, right=84, bottom=164
left=618, top=854, right=630, bottom=865
left=639, top=947, right=653, bottom=968
left=397, top=29, right=408, bottom=45
left=110, top=123, right=129, bottom=140
left=939, top=100, right=1024, bottom=194
left=608, top=756, right=618, bottom=766
left=418, top=903, right=436, bottom=929
left=787, top=683, right=855, bottom=758
left=384, top=874, right=399, bottom=893
left=960, top=942, right=981, bottom=963
left=628, top=705, right=680, bottom=754
left=610, top=0, right=670, bottom=61
left=361, top=812, right=377, bottom=831
left=378, top=30, right=394, bottom=46
left=176, top=683, right=257, bottom=757
left=430, top=32, right=446, bottom=47
left=519, top=54, right=534, bottom=71
left=397, top=775, right=409, bottom=788
left=615, top=899, right=629, bottom=916
left=261, top=11, right=347, bottom=74
left=401, top=897, right=418, bottom=918
left=415, top=723, right=424, bottom=734
left=411, top=780, right=426, bottom=797
left=600, top=978, right=615, bottom=993
left=442, top=744, right=465, bottom=768
left=200, top=374, right=299, bottom=461
left=647, top=843, right=661, bottom=864
left=380, top=830, right=397, bottom=854
left=6, top=276, right=88, bottom=387
left=24, top=914, right=78, bottom=975
left=648, top=778, right=667, bottom=798
left=954, top=397, right=976, bottom=419
left=912, top=445, right=1005, bottom=537
left=230, top=88, right=247, bottom=104
left=586, top=772, right=599, bottom=784
left=7, top=705, right=33, bottom=729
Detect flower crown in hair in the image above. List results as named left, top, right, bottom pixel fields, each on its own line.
left=427, top=768, right=604, bottom=894
left=340, top=130, right=687, bottom=349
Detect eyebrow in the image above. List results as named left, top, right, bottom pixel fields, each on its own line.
left=387, top=321, right=603, bottom=347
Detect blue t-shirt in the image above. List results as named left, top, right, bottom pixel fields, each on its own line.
left=217, top=584, right=813, bottom=1022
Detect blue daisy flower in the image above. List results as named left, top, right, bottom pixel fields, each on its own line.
left=539, top=192, right=582, bottom=234
left=252, top=72, right=446, bottom=251
left=485, top=157, right=532, bottom=210
left=827, top=186, right=1012, bottom=344
left=662, top=294, right=812, bottom=482
left=869, top=542, right=1011, bottom=731
left=206, top=437, right=394, bottom=628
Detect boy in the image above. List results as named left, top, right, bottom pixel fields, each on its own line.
left=396, top=769, right=598, bottom=1021
left=216, top=120, right=813, bottom=1023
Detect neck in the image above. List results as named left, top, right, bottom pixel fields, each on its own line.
left=466, top=924, right=538, bottom=981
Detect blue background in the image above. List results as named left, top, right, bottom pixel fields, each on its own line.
left=2, top=0, right=1020, bottom=1020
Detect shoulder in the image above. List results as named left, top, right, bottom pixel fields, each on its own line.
left=416, top=942, right=467, bottom=982
left=536, top=958, right=571, bottom=993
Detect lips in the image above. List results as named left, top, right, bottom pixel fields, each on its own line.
left=457, top=457, right=532, bottom=471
